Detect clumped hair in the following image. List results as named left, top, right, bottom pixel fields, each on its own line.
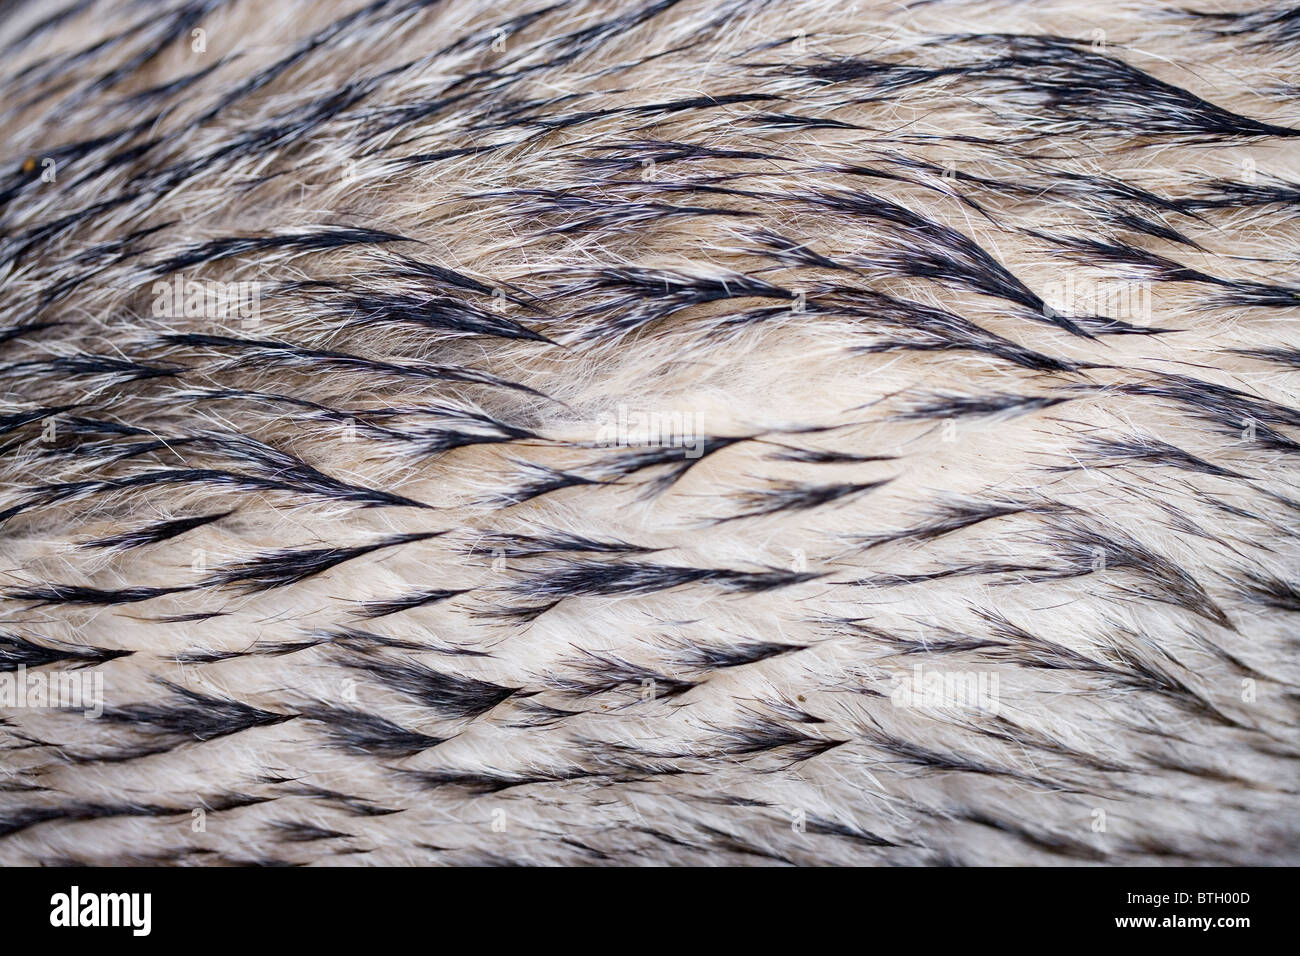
left=0, top=0, right=1297, bottom=865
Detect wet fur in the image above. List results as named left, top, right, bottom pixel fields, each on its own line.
left=0, top=0, right=1298, bottom=865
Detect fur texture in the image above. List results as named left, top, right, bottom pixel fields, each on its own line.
left=0, top=0, right=1298, bottom=866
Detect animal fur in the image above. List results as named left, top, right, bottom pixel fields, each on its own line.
left=0, top=0, right=1297, bottom=866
